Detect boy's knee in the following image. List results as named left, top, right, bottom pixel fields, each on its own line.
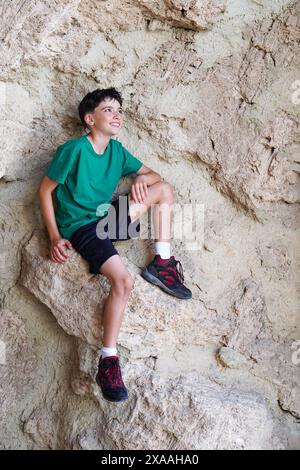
left=158, top=181, right=175, bottom=202
left=111, top=273, right=134, bottom=296
left=123, top=273, right=134, bottom=291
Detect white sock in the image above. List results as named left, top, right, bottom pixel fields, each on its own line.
left=154, top=241, right=171, bottom=259
left=100, top=346, right=117, bottom=359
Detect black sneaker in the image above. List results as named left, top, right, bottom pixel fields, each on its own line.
left=96, top=355, right=128, bottom=402
left=141, top=255, right=192, bottom=300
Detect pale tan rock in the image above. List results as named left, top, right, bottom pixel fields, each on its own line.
left=0, top=309, right=36, bottom=416
left=247, top=340, right=300, bottom=421
left=279, top=386, right=300, bottom=420
left=20, top=230, right=230, bottom=350
left=217, top=346, right=249, bottom=369
left=138, top=0, right=226, bottom=31
left=20, top=231, right=108, bottom=346
left=128, top=2, right=300, bottom=219
left=20, top=230, right=300, bottom=448
left=89, top=367, right=284, bottom=450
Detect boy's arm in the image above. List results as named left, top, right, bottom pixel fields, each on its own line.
left=38, top=176, right=73, bottom=263
left=131, top=164, right=162, bottom=204
left=38, top=176, right=61, bottom=242
left=135, top=164, right=162, bottom=186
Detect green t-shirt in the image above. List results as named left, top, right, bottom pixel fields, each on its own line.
left=45, top=134, right=143, bottom=240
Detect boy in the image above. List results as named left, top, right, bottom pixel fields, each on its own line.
left=38, top=87, right=192, bottom=403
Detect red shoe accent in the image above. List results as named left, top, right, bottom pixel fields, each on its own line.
left=154, top=254, right=174, bottom=264
left=152, top=255, right=185, bottom=285
left=96, top=355, right=128, bottom=402
left=141, top=255, right=192, bottom=299
left=98, top=356, right=125, bottom=389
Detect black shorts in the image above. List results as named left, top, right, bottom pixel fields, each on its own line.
left=69, top=194, right=141, bottom=274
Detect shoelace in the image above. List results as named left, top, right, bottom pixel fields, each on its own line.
left=170, top=258, right=185, bottom=284
left=103, top=358, right=123, bottom=387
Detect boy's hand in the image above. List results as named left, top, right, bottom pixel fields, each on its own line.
left=131, top=175, right=149, bottom=204
left=50, top=237, right=73, bottom=263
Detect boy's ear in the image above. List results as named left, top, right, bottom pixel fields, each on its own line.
left=83, top=120, right=90, bottom=132
left=83, top=113, right=91, bottom=130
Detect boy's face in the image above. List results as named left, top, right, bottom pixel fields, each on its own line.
left=84, top=97, right=123, bottom=136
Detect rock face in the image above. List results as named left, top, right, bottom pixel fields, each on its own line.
left=0, top=0, right=300, bottom=450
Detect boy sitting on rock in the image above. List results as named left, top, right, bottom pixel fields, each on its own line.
left=38, top=87, right=192, bottom=403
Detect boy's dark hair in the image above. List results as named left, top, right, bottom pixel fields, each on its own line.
left=78, top=87, right=123, bottom=128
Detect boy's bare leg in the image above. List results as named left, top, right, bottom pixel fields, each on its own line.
left=99, top=182, right=175, bottom=350
left=128, top=180, right=192, bottom=300
left=128, top=181, right=175, bottom=242
left=99, top=254, right=134, bottom=348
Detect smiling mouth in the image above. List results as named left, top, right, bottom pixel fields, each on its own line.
left=110, top=122, right=120, bottom=128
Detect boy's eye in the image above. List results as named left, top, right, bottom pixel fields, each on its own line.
left=104, top=108, right=123, bottom=114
